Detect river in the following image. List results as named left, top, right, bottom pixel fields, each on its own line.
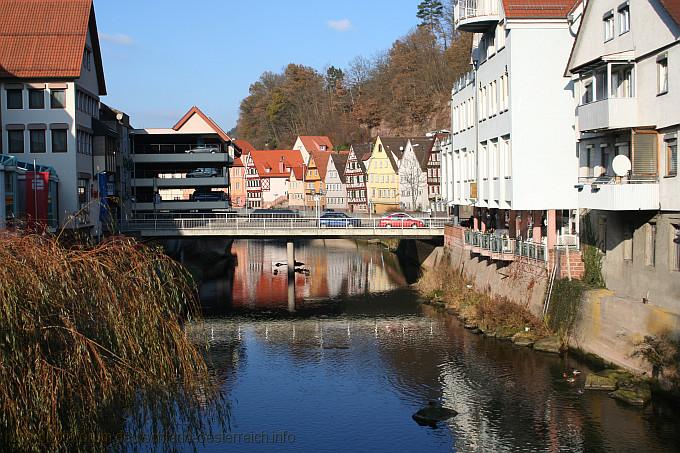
left=149, top=239, right=680, bottom=452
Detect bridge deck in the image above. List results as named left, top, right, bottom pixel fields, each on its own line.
left=123, top=216, right=447, bottom=239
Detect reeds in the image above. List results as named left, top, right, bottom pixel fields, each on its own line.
left=0, top=233, right=223, bottom=451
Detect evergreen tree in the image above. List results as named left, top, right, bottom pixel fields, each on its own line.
left=416, top=0, right=444, bottom=32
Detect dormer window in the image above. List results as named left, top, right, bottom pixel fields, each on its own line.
left=265, top=168, right=271, bottom=173
left=320, top=145, right=327, bottom=151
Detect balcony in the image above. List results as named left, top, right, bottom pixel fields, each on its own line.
left=455, top=0, right=500, bottom=32
left=133, top=153, right=233, bottom=165
left=576, top=98, right=640, bottom=132
left=132, top=176, right=229, bottom=188
left=133, top=200, right=231, bottom=212
left=577, top=176, right=659, bottom=210
left=463, top=230, right=548, bottom=262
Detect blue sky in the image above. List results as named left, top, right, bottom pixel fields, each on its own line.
left=94, top=0, right=420, bottom=131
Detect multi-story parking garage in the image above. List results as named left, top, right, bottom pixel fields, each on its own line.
left=131, top=106, right=240, bottom=215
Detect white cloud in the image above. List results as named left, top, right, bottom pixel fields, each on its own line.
left=327, top=19, right=352, bottom=32
left=100, top=33, right=134, bottom=46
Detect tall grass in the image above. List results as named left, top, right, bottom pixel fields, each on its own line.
left=0, top=233, right=224, bottom=451
left=416, top=260, right=548, bottom=335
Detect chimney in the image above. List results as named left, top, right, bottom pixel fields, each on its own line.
left=279, top=157, right=285, bottom=173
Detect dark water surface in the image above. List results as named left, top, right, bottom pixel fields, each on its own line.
left=150, top=240, right=680, bottom=452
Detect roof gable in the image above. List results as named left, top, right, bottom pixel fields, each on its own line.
left=0, top=0, right=106, bottom=94
left=250, top=150, right=304, bottom=178
left=173, top=106, right=231, bottom=141
left=298, top=135, right=334, bottom=153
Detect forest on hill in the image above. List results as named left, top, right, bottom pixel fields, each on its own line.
left=235, top=1, right=472, bottom=149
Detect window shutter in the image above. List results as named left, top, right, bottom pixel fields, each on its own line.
left=632, top=131, right=658, bottom=178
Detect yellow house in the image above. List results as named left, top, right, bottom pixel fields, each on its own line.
left=366, top=136, right=408, bottom=213
left=304, top=152, right=330, bottom=210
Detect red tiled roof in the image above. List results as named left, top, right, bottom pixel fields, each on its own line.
left=234, top=139, right=256, bottom=155
left=309, top=151, right=331, bottom=179
left=290, top=166, right=305, bottom=180
left=660, top=0, right=680, bottom=26
left=250, top=150, right=304, bottom=178
left=0, top=0, right=106, bottom=94
left=298, top=136, right=334, bottom=153
left=232, top=156, right=244, bottom=167
left=502, top=0, right=578, bottom=18
left=172, top=106, right=231, bottom=142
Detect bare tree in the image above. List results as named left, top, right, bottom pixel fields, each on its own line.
left=400, top=154, right=425, bottom=211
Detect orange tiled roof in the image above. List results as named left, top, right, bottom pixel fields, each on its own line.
left=502, top=0, right=578, bottom=18
left=298, top=136, right=334, bottom=153
left=290, top=166, right=305, bottom=180
left=0, top=0, right=106, bottom=94
left=250, top=150, right=304, bottom=178
left=234, top=139, right=256, bottom=155
left=232, top=156, right=244, bottom=167
left=309, top=151, right=331, bottom=179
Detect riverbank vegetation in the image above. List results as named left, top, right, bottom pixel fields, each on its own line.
left=236, top=1, right=472, bottom=148
left=0, top=234, right=224, bottom=451
left=416, top=261, right=549, bottom=340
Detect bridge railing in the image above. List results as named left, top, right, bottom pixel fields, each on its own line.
left=123, top=215, right=450, bottom=232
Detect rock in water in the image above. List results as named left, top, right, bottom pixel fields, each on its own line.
left=584, top=373, right=617, bottom=391
left=412, top=402, right=458, bottom=426
left=610, top=384, right=652, bottom=406
left=533, top=336, right=563, bottom=353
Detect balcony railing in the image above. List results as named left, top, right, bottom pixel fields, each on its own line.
left=576, top=97, right=640, bottom=132
left=577, top=175, right=660, bottom=210
left=463, top=230, right=548, bottom=262
left=455, top=0, right=500, bottom=31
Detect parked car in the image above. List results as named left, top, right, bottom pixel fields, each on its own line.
left=191, top=191, right=227, bottom=202
left=187, top=168, right=220, bottom=178
left=378, top=212, right=425, bottom=228
left=185, top=146, right=219, bottom=154
left=319, top=212, right=360, bottom=228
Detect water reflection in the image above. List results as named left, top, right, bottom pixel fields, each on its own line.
left=175, top=240, right=680, bottom=452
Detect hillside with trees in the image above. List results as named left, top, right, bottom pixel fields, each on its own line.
left=235, top=1, right=472, bottom=149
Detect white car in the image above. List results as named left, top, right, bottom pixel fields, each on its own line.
left=185, top=146, right=219, bottom=154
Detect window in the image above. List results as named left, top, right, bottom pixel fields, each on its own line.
left=29, top=89, right=45, bottom=109
left=586, top=145, right=594, bottom=177
left=604, top=12, right=615, bottom=41
left=657, top=55, right=668, bottom=94
left=497, top=22, right=506, bottom=50
left=51, top=89, right=66, bottom=108
left=646, top=223, right=657, bottom=267
left=595, top=69, right=607, bottom=101
left=30, top=129, right=46, bottom=153
left=618, top=3, right=630, bottom=34
left=502, top=136, right=512, bottom=178
left=78, top=178, right=89, bottom=212
left=7, top=89, right=22, bottom=109
left=8, top=130, right=24, bottom=153
left=83, top=48, right=92, bottom=71
left=611, top=65, right=633, bottom=98
left=51, top=129, right=68, bottom=153
left=583, top=80, right=593, bottom=104
left=667, top=137, right=677, bottom=176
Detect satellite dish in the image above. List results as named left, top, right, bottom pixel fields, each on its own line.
left=612, top=155, right=631, bottom=177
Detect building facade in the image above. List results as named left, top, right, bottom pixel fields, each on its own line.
left=131, top=106, right=237, bottom=214
left=399, top=137, right=434, bottom=212
left=567, top=0, right=680, bottom=309
left=325, top=152, right=348, bottom=211
left=345, top=144, right=371, bottom=213
left=1, top=0, right=108, bottom=233
left=447, top=0, right=579, bottom=252
left=246, top=150, right=302, bottom=209
left=366, top=137, right=408, bottom=213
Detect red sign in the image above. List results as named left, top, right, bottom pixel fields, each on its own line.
left=25, top=172, right=50, bottom=231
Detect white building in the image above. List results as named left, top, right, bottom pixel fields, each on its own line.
left=446, top=0, right=580, bottom=250
left=1, top=0, right=108, bottom=233
left=325, top=153, right=349, bottom=211
left=399, top=137, right=435, bottom=212
left=566, top=0, right=680, bottom=309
